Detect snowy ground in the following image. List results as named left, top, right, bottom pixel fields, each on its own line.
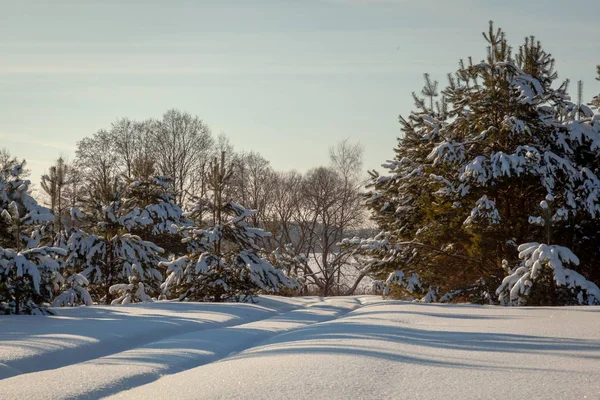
left=1, top=297, right=599, bottom=399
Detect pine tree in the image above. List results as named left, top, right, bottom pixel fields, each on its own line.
left=361, top=22, right=600, bottom=305
left=496, top=196, right=599, bottom=305
left=0, top=160, right=66, bottom=314
left=161, top=153, right=296, bottom=302
left=40, top=157, right=70, bottom=233
left=124, top=174, right=190, bottom=255
left=64, top=183, right=164, bottom=304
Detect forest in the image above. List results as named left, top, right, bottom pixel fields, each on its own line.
left=2, top=23, right=600, bottom=314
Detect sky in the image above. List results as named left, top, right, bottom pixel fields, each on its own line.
left=1, top=0, right=599, bottom=192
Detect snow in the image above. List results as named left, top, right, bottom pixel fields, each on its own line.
left=1, top=298, right=599, bottom=399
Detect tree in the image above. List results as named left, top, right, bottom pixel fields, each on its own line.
left=124, top=174, right=190, bottom=255
left=107, top=118, right=158, bottom=181
left=75, top=130, right=120, bottom=206
left=230, top=151, right=274, bottom=229
left=161, top=153, right=296, bottom=302
left=361, top=22, right=600, bottom=305
left=151, top=109, right=214, bottom=205
left=0, top=160, right=65, bottom=314
left=496, top=196, right=599, bottom=305
left=266, top=170, right=304, bottom=251
left=40, top=157, right=70, bottom=232
left=283, top=163, right=365, bottom=296
left=65, top=184, right=164, bottom=304
left=0, top=148, right=29, bottom=179
left=261, top=140, right=368, bottom=296
left=328, top=139, right=367, bottom=285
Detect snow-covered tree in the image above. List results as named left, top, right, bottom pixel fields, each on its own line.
left=125, top=175, right=191, bottom=254
left=52, top=270, right=92, bottom=307
left=161, top=153, right=297, bottom=302
left=65, top=184, right=164, bottom=304
left=362, top=22, right=600, bottom=305
left=0, top=160, right=66, bottom=314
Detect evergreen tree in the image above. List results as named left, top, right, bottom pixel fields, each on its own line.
left=125, top=173, right=191, bottom=255
left=41, top=157, right=70, bottom=232
left=161, top=153, right=296, bottom=302
left=361, top=22, right=600, bottom=305
left=496, top=196, right=599, bottom=305
left=0, top=161, right=66, bottom=314
left=64, top=183, right=164, bottom=304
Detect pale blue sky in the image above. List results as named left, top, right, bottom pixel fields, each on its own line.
left=2, top=0, right=599, bottom=189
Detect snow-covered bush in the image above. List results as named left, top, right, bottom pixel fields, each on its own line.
left=109, top=269, right=153, bottom=304
left=439, top=278, right=493, bottom=304
left=52, top=273, right=92, bottom=307
left=381, top=270, right=423, bottom=298
left=497, top=243, right=600, bottom=306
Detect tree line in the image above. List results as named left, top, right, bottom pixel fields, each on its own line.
left=0, top=109, right=371, bottom=313
left=2, top=22, right=599, bottom=313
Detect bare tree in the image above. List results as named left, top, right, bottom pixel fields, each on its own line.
left=266, top=171, right=303, bottom=249
left=75, top=130, right=119, bottom=206
left=109, top=118, right=138, bottom=179
left=329, top=138, right=364, bottom=183
left=328, top=139, right=367, bottom=286
left=151, top=109, right=213, bottom=205
left=231, top=151, right=274, bottom=228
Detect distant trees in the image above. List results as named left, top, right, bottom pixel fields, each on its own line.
left=74, top=110, right=213, bottom=209
left=2, top=107, right=375, bottom=312
left=109, top=118, right=155, bottom=180
left=230, top=151, right=274, bottom=228
left=267, top=140, right=368, bottom=296
left=592, top=65, right=600, bottom=110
